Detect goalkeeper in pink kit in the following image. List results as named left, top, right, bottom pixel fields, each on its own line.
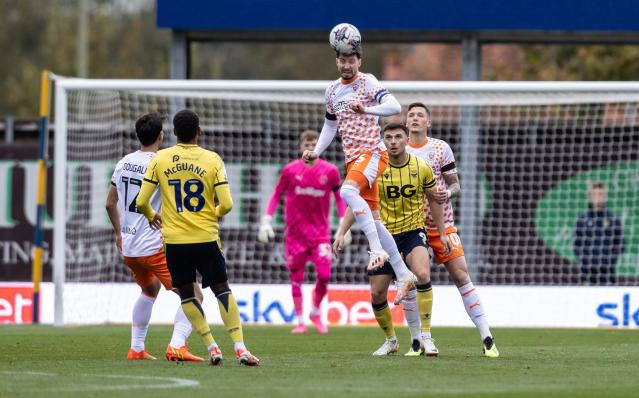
left=258, top=130, right=349, bottom=334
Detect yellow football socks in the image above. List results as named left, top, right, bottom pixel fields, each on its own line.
left=372, top=301, right=395, bottom=339
left=216, top=290, right=244, bottom=344
left=416, top=283, right=433, bottom=334
left=181, top=298, right=215, bottom=347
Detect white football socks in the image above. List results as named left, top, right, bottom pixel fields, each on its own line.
left=340, top=185, right=383, bottom=252
left=401, top=290, right=421, bottom=342
left=375, top=220, right=412, bottom=279
left=458, top=282, right=492, bottom=340
left=131, top=294, right=155, bottom=351
left=169, top=305, right=193, bottom=348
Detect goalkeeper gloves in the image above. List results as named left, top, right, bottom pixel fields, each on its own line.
left=258, top=215, right=275, bottom=243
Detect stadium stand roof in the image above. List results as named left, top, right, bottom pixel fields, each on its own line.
left=157, top=0, right=639, bottom=79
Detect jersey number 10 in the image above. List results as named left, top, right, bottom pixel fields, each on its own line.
left=168, top=179, right=205, bottom=212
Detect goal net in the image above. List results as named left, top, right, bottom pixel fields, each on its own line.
left=52, top=79, right=639, bottom=324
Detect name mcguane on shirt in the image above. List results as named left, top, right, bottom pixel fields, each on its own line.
left=163, top=162, right=207, bottom=178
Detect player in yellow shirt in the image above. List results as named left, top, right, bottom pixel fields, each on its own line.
left=136, top=109, right=259, bottom=366
left=334, top=123, right=451, bottom=356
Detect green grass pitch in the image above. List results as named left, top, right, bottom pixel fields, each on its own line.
left=0, top=325, right=637, bottom=397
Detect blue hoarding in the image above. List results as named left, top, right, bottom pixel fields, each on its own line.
left=157, top=0, right=639, bottom=32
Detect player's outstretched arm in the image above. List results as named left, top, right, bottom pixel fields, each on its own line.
left=436, top=144, right=460, bottom=204
left=305, top=117, right=337, bottom=161
left=444, top=173, right=461, bottom=197
left=333, top=208, right=355, bottom=256
left=432, top=172, right=460, bottom=204
left=258, top=169, right=289, bottom=243
left=105, top=186, right=122, bottom=254
left=361, top=94, right=401, bottom=116
left=425, top=191, right=452, bottom=256
left=334, top=217, right=353, bottom=248
left=333, top=183, right=347, bottom=219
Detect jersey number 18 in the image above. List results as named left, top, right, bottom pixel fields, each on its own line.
left=168, top=179, right=205, bottom=212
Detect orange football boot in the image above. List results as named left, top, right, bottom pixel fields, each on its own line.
left=165, top=344, right=205, bottom=362
left=127, top=348, right=157, bottom=360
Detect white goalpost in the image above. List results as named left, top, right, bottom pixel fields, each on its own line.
left=52, top=77, right=639, bottom=325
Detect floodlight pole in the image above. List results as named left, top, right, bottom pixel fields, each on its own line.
left=168, top=30, right=189, bottom=145
left=170, top=30, right=188, bottom=80
left=78, top=0, right=89, bottom=78
left=459, top=35, right=482, bottom=282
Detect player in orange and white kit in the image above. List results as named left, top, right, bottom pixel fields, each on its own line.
left=405, top=102, right=499, bottom=358
left=303, top=43, right=417, bottom=304
left=105, top=113, right=203, bottom=362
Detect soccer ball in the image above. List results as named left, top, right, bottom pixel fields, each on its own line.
left=329, top=23, right=362, bottom=54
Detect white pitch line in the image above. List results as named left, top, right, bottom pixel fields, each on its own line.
left=0, top=371, right=54, bottom=377
left=0, top=371, right=200, bottom=392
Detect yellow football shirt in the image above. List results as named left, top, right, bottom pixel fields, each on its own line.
left=378, top=154, right=436, bottom=235
left=137, top=143, right=230, bottom=244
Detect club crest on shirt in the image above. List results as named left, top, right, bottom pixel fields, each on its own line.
left=319, top=175, right=328, bottom=185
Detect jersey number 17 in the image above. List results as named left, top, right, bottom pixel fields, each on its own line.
left=121, top=176, right=142, bottom=214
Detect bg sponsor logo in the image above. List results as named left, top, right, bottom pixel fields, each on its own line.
left=596, top=293, right=639, bottom=327
left=0, top=286, right=34, bottom=324
left=385, top=184, right=417, bottom=199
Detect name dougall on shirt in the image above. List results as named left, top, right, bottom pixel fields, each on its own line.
left=122, top=162, right=147, bottom=174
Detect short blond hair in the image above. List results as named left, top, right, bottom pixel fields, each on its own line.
left=299, top=129, right=319, bottom=143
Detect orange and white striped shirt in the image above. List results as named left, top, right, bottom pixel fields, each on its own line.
left=325, top=72, right=389, bottom=163
left=406, top=137, right=457, bottom=231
